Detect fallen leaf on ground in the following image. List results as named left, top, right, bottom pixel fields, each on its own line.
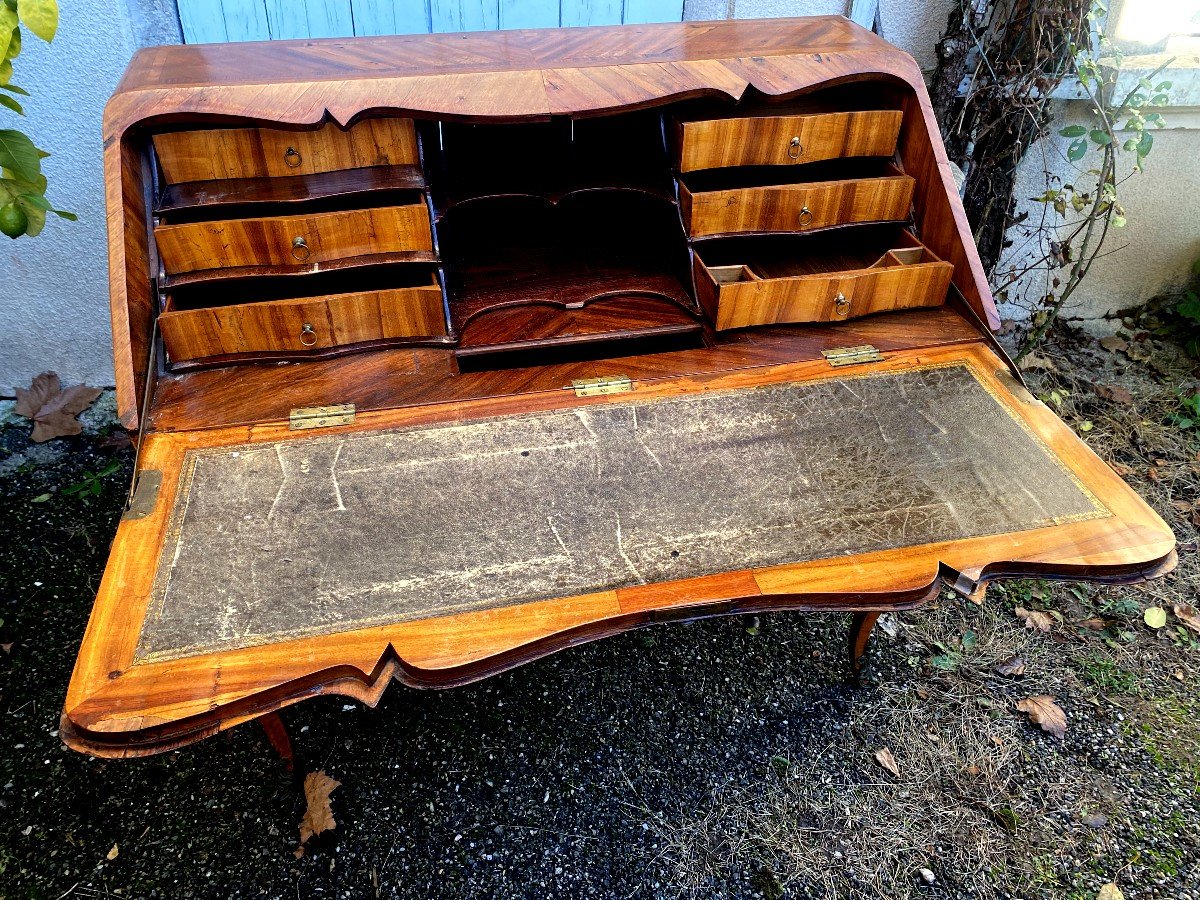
left=1173, top=604, right=1200, bottom=635
left=295, top=770, right=341, bottom=857
left=13, top=372, right=103, bottom=443
left=1143, top=606, right=1167, bottom=629
left=1077, top=617, right=1107, bottom=631
left=995, top=656, right=1026, bottom=676
left=106, top=844, right=118, bottom=861
left=874, top=747, right=900, bottom=777
left=1018, top=352, right=1057, bottom=372
left=1015, top=606, right=1055, bottom=632
left=1098, top=335, right=1128, bottom=352
left=1016, top=695, right=1067, bottom=738
left=1094, top=383, right=1134, bottom=405
left=1096, top=883, right=1124, bottom=900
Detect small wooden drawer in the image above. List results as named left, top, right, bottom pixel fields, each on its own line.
left=676, top=110, right=903, bottom=173
left=680, top=163, right=915, bottom=238
left=693, top=230, right=953, bottom=331
left=152, top=119, right=420, bottom=184
left=155, top=204, right=435, bottom=275
left=159, top=278, right=446, bottom=363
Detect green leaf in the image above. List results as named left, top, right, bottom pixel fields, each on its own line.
left=0, top=127, right=39, bottom=180
left=17, top=188, right=49, bottom=209
left=5, top=25, right=18, bottom=61
left=1144, top=606, right=1167, bottom=629
left=0, top=81, right=26, bottom=95
left=0, top=57, right=11, bottom=85
left=1068, top=138, right=1088, bottom=162
left=16, top=0, right=55, bottom=42
left=0, top=6, right=15, bottom=59
left=51, top=207, right=74, bottom=220
left=1137, top=131, right=1154, bottom=157
left=1059, top=125, right=1086, bottom=138
left=1155, top=81, right=1172, bottom=91
left=1089, top=129, right=1112, bottom=146
left=0, top=91, right=20, bottom=114
left=31, top=492, right=49, bottom=502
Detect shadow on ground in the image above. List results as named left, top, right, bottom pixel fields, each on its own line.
left=1, top=330, right=1197, bottom=900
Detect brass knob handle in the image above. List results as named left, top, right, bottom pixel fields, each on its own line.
left=291, top=236, right=311, bottom=261
left=284, top=147, right=302, bottom=168
left=833, top=292, right=851, bottom=318
left=788, top=136, right=802, bottom=160
left=797, top=205, right=813, bottom=226
left=299, top=323, right=317, bottom=347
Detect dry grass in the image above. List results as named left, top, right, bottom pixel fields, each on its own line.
left=648, top=329, right=1200, bottom=900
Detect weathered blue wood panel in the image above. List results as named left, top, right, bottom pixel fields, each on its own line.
left=623, top=0, right=683, bottom=24
left=561, top=0, right=621, bottom=27
left=179, top=0, right=685, bottom=44
left=498, top=0, right=558, bottom=29
left=429, top=0, right=499, bottom=32
left=178, top=0, right=228, bottom=43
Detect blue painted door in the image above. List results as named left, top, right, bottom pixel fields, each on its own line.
left=178, top=0, right=685, bottom=43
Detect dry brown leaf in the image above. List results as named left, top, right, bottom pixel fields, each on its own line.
left=1077, top=617, right=1108, bottom=631
left=874, top=747, right=900, bottom=777
left=1173, top=604, right=1200, bottom=635
left=1015, top=606, right=1055, bottom=632
left=1098, top=335, right=1128, bottom=352
left=1018, top=352, right=1057, bottom=373
left=295, top=770, right=341, bottom=857
left=995, top=656, right=1026, bottom=676
left=1094, top=383, right=1134, bottom=405
left=13, top=372, right=103, bottom=443
left=1016, top=695, right=1067, bottom=738
left=1096, top=883, right=1124, bottom=900
left=106, top=844, right=118, bottom=861
left=1109, top=462, right=1134, bottom=477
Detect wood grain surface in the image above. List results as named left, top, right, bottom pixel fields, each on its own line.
left=62, top=342, right=1176, bottom=756
left=155, top=204, right=434, bottom=274
left=676, top=110, right=903, bottom=172
left=152, top=119, right=419, bottom=183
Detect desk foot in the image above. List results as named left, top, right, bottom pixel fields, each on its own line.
left=849, top=612, right=881, bottom=684
left=259, top=711, right=295, bottom=773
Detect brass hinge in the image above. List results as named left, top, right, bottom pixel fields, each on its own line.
left=571, top=375, right=633, bottom=397
left=122, top=469, right=163, bottom=521
left=821, top=345, right=884, bottom=368
left=289, top=403, right=356, bottom=430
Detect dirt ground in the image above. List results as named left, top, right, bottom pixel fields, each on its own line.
left=0, top=328, right=1197, bottom=900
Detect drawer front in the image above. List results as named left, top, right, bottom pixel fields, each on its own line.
left=678, top=110, right=903, bottom=173
left=160, top=285, right=447, bottom=362
left=712, top=262, right=953, bottom=331
left=153, top=119, right=420, bottom=184
left=156, top=205, right=434, bottom=275
left=685, top=174, right=915, bottom=238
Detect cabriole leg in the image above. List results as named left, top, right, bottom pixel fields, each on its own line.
left=259, top=711, right=295, bottom=773
left=848, top=611, right=881, bottom=683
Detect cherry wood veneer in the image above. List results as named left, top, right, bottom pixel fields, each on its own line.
left=70, top=18, right=1174, bottom=759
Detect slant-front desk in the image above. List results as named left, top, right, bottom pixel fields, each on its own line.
left=63, top=17, right=1175, bottom=757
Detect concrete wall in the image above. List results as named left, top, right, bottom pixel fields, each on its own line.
left=0, top=0, right=1193, bottom=393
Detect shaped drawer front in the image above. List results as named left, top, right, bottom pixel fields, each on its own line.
left=678, top=110, right=903, bottom=173
left=152, top=120, right=420, bottom=184
left=155, top=205, right=434, bottom=275
left=699, top=258, right=953, bottom=331
left=159, top=283, right=447, bottom=362
left=684, top=172, right=915, bottom=238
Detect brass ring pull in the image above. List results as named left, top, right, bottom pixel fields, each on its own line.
left=299, top=323, right=317, bottom=347
left=291, top=236, right=311, bottom=261
left=797, top=206, right=813, bottom=227
left=833, top=292, right=851, bottom=318
left=284, top=147, right=302, bottom=168
left=788, top=136, right=802, bottom=160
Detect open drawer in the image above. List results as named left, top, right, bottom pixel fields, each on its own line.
left=679, top=160, right=915, bottom=238
left=159, top=266, right=447, bottom=366
left=62, top=342, right=1175, bottom=756
left=693, top=227, right=953, bottom=330
left=155, top=203, right=435, bottom=276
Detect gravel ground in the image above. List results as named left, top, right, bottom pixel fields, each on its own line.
left=0, top=333, right=1197, bottom=900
